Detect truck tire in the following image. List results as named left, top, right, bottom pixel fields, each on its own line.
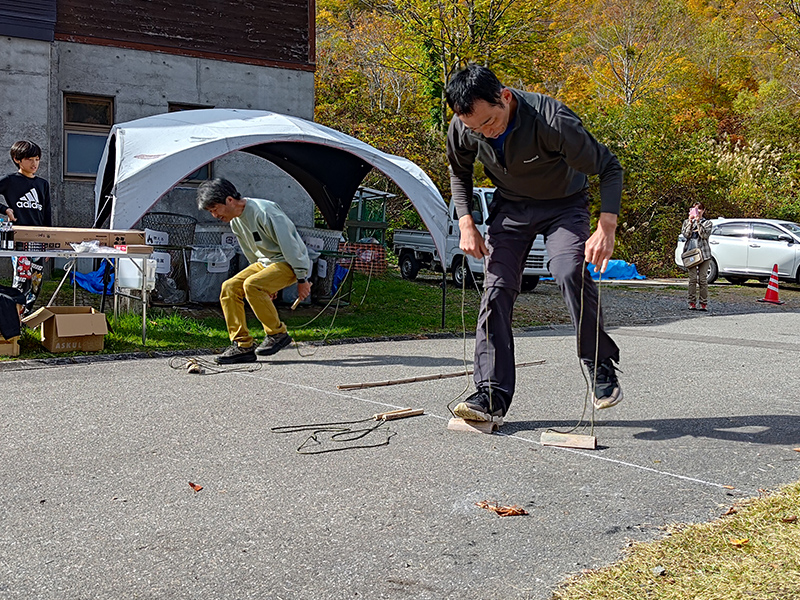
left=451, top=256, right=474, bottom=288
left=521, top=275, right=539, bottom=291
left=400, top=252, right=420, bottom=280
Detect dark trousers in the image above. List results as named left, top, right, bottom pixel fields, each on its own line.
left=473, top=192, right=620, bottom=404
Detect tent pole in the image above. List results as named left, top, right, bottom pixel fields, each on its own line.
left=441, top=270, right=446, bottom=328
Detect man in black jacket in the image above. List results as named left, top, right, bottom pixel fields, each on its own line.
left=446, top=65, right=623, bottom=423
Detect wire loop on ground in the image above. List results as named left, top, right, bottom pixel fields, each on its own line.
left=271, top=417, right=396, bottom=454
left=167, top=355, right=263, bottom=375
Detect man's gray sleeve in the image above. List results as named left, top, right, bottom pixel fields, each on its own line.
left=446, top=119, right=476, bottom=220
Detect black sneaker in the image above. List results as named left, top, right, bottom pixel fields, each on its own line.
left=215, top=343, right=257, bottom=364
left=255, top=332, right=292, bottom=356
left=453, top=389, right=508, bottom=423
left=584, top=358, right=623, bottom=409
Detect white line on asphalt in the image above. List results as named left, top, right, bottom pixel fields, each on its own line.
left=242, top=372, right=745, bottom=493
left=499, top=431, right=739, bottom=490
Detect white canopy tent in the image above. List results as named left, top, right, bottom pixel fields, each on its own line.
left=92, top=108, right=448, bottom=259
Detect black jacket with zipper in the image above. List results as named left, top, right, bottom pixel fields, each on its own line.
left=446, top=89, right=623, bottom=219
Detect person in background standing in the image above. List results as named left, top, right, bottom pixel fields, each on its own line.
left=681, top=202, right=712, bottom=311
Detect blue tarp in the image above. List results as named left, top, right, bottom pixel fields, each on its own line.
left=331, top=264, right=349, bottom=294
left=69, top=265, right=115, bottom=295
left=586, top=259, right=646, bottom=280
left=543, top=259, right=645, bottom=281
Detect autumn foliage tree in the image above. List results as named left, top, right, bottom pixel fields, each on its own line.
left=315, top=0, right=800, bottom=275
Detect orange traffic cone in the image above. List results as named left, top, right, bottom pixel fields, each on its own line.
left=758, top=264, right=784, bottom=305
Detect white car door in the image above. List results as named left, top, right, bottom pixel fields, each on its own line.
left=747, top=223, right=796, bottom=277
left=709, top=221, right=750, bottom=272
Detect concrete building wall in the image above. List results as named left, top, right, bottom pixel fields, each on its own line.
left=0, top=36, right=51, bottom=182
left=52, top=42, right=317, bottom=230
left=0, top=37, right=51, bottom=279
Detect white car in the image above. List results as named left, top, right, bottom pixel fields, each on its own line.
left=674, top=218, right=800, bottom=284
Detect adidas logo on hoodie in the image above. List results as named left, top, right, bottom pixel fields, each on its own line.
left=16, top=189, right=43, bottom=211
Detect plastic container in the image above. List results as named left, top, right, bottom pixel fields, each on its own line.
left=189, top=245, right=238, bottom=303
left=117, top=257, right=156, bottom=290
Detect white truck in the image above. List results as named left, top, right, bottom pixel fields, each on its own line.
left=393, top=187, right=550, bottom=290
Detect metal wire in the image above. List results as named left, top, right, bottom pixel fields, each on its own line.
left=446, top=248, right=604, bottom=437
left=446, top=255, right=483, bottom=418
left=544, top=259, right=601, bottom=438
left=271, top=417, right=397, bottom=454
left=167, top=355, right=263, bottom=375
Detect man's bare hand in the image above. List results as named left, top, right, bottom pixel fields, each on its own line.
left=585, top=212, right=618, bottom=273
left=297, top=280, right=312, bottom=301
left=458, top=214, right=488, bottom=258
left=4, top=208, right=15, bottom=221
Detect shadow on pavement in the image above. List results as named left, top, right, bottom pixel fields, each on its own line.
left=504, top=414, right=800, bottom=446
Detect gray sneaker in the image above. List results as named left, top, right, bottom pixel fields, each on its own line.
left=453, top=389, right=508, bottom=424
left=584, top=358, right=623, bottom=409
left=255, top=332, right=292, bottom=356
left=215, top=343, right=257, bottom=364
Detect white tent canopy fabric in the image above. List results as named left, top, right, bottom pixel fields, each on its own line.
left=93, top=108, right=448, bottom=258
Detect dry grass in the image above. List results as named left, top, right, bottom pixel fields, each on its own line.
left=552, top=482, right=800, bottom=600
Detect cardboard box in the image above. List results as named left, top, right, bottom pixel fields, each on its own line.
left=0, top=302, right=23, bottom=357
left=0, top=336, right=20, bottom=357
left=13, top=226, right=146, bottom=251
left=22, top=306, right=108, bottom=353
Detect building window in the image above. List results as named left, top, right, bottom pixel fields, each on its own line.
left=64, top=94, right=114, bottom=178
left=169, top=103, right=214, bottom=182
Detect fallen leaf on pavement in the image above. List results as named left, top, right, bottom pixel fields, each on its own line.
left=721, top=507, right=737, bottom=516
left=475, top=501, right=528, bottom=517
left=188, top=481, right=203, bottom=492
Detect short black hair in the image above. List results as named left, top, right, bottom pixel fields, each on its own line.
left=196, top=178, right=241, bottom=211
left=445, top=65, right=504, bottom=117
left=10, top=140, right=42, bottom=165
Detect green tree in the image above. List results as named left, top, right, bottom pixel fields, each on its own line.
left=359, top=0, right=553, bottom=129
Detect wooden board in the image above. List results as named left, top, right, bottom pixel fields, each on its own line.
left=447, top=417, right=499, bottom=434
left=540, top=431, right=597, bottom=450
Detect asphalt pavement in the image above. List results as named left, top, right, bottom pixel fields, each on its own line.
left=2, top=309, right=799, bottom=599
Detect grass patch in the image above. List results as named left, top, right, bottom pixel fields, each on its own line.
left=2, top=270, right=493, bottom=359
left=552, top=482, right=800, bottom=600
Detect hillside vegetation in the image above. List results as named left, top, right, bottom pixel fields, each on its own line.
left=315, top=0, right=800, bottom=275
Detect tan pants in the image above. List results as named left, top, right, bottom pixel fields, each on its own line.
left=219, top=262, right=297, bottom=347
left=688, top=259, right=711, bottom=304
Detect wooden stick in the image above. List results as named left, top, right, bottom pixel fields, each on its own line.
left=373, top=408, right=424, bottom=421
left=337, top=360, right=545, bottom=390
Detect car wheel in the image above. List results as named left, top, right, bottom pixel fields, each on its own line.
left=725, top=276, right=748, bottom=285
left=451, top=256, right=474, bottom=288
left=521, top=275, right=539, bottom=291
left=796, top=266, right=800, bottom=286
left=399, top=252, right=420, bottom=280
left=706, top=259, right=718, bottom=284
